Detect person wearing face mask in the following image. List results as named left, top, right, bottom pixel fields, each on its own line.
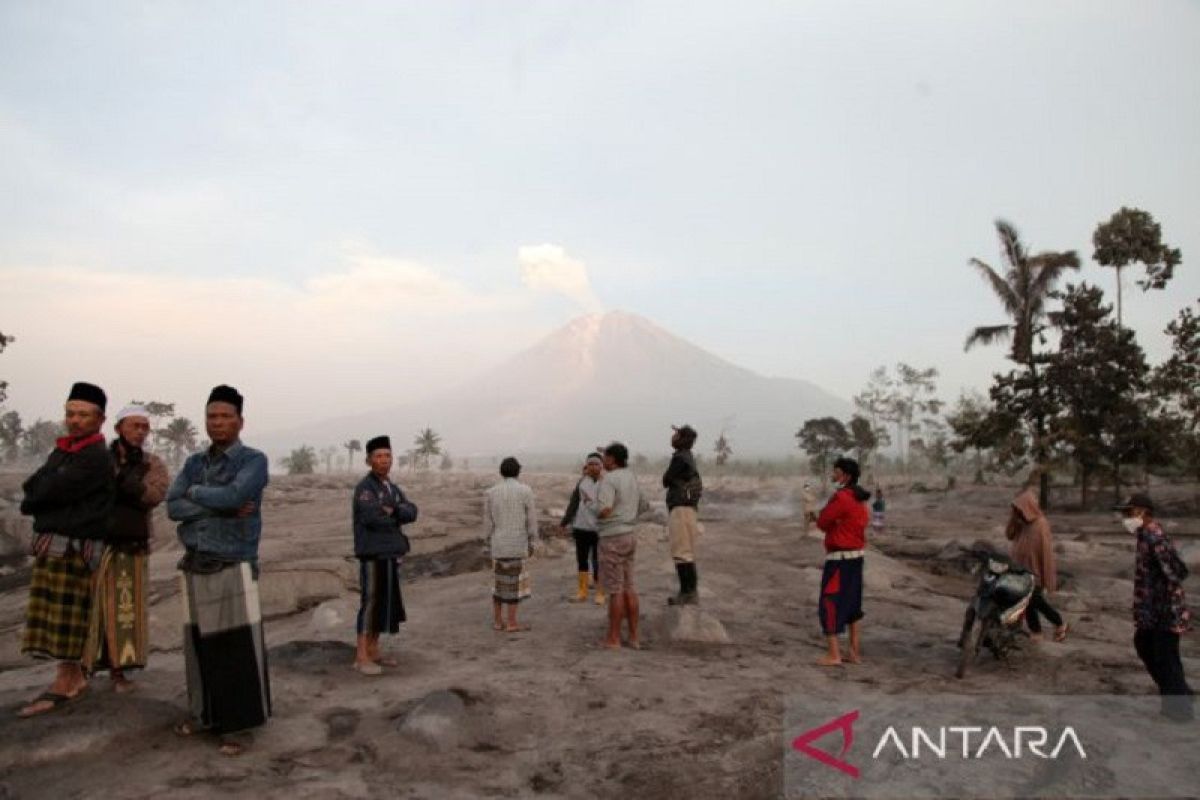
left=815, top=457, right=871, bottom=666
left=1005, top=488, right=1068, bottom=643
left=1117, top=493, right=1193, bottom=722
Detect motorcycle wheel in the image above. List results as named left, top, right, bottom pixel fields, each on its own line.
left=955, top=619, right=981, bottom=679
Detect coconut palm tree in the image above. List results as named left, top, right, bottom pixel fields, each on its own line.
left=965, top=219, right=1079, bottom=506
left=157, top=417, right=199, bottom=467
left=343, top=439, right=362, bottom=470
left=413, top=428, right=442, bottom=470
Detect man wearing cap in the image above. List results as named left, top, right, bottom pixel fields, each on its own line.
left=352, top=435, right=417, bottom=675
left=484, top=457, right=540, bottom=633
left=663, top=425, right=703, bottom=605
left=167, top=385, right=270, bottom=754
left=560, top=453, right=605, bottom=604
left=17, top=382, right=115, bottom=717
left=82, top=404, right=170, bottom=692
left=1117, top=493, right=1193, bottom=721
left=815, top=456, right=871, bottom=666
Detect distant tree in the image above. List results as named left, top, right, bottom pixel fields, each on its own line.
left=319, top=445, right=339, bottom=473
left=131, top=400, right=176, bottom=455
left=714, top=432, right=733, bottom=466
left=1045, top=284, right=1149, bottom=506
left=283, top=444, right=317, bottom=475
left=796, top=417, right=851, bottom=477
left=0, top=410, right=23, bottom=462
left=22, top=419, right=61, bottom=457
left=1092, top=207, right=1182, bottom=326
left=1153, top=298, right=1200, bottom=494
left=965, top=219, right=1080, bottom=507
left=847, top=415, right=878, bottom=470
left=891, top=363, right=941, bottom=468
left=157, top=417, right=199, bottom=466
left=344, top=439, right=362, bottom=470
left=440, top=451, right=454, bottom=471
left=852, top=366, right=894, bottom=470
left=0, top=329, right=13, bottom=403
left=946, top=392, right=1002, bottom=483
left=413, top=428, right=442, bottom=469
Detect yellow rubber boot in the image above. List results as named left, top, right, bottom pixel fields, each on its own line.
left=594, top=584, right=606, bottom=605
left=570, top=572, right=589, bottom=602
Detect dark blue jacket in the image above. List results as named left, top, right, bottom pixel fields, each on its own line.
left=353, top=473, right=418, bottom=558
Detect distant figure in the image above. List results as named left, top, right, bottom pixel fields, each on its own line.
left=561, top=453, right=605, bottom=604
left=663, top=424, right=702, bottom=605
left=351, top=435, right=417, bottom=676
left=17, top=382, right=115, bottom=718
left=597, top=442, right=642, bottom=649
left=1005, top=489, right=1068, bottom=643
left=870, top=487, right=885, bottom=532
left=484, top=457, right=540, bottom=633
left=1117, top=493, right=1193, bottom=721
left=801, top=482, right=818, bottom=535
left=815, top=457, right=870, bottom=667
left=167, top=385, right=270, bottom=756
left=83, top=404, right=169, bottom=693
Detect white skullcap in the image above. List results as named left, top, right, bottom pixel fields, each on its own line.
left=115, top=404, right=150, bottom=424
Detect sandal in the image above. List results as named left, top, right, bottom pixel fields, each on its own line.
left=174, top=719, right=199, bottom=736
left=218, top=740, right=245, bottom=757
left=17, top=690, right=82, bottom=718
left=504, top=624, right=532, bottom=633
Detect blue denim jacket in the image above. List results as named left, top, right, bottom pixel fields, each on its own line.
left=167, top=441, right=269, bottom=562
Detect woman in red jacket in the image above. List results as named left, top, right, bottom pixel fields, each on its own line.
left=816, top=457, right=871, bottom=666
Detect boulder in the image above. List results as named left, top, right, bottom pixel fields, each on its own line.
left=397, top=690, right=468, bottom=748
left=661, top=606, right=732, bottom=645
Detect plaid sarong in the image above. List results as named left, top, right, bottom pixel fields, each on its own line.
left=493, top=558, right=531, bottom=604
left=83, top=548, right=149, bottom=673
left=22, top=551, right=93, bottom=661
left=181, top=562, right=271, bottom=734
left=358, top=557, right=406, bottom=635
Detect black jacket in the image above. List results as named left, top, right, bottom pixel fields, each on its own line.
left=352, top=473, right=418, bottom=558
left=21, top=436, right=115, bottom=541
left=662, top=449, right=702, bottom=510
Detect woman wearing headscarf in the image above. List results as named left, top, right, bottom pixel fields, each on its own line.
left=1006, top=488, right=1068, bottom=642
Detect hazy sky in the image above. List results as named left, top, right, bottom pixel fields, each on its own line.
left=2, top=1, right=1198, bottom=433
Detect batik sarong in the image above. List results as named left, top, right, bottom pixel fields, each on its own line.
left=358, top=557, right=406, bottom=635
left=83, top=548, right=149, bottom=673
left=22, top=550, right=93, bottom=661
left=493, top=558, right=531, bottom=604
left=180, top=561, right=271, bottom=734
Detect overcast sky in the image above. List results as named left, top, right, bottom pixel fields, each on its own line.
left=1, top=0, right=1198, bottom=432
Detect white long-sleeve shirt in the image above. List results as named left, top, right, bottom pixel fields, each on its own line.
left=483, top=478, right=538, bottom=559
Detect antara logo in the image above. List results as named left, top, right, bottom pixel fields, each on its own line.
left=792, top=711, right=1087, bottom=778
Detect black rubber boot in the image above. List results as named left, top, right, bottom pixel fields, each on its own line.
left=682, top=563, right=699, bottom=605
left=668, top=562, right=688, bottom=605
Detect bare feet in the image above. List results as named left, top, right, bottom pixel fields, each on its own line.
left=815, top=655, right=843, bottom=667
left=600, top=639, right=621, bottom=650
left=626, top=639, right=641, bottom=650
left=845, top=653, right=862, bottom=665
left=353, top=660, right=382, bottom=676
left=374, top=656, right=399, bottom=667
left=217, top=739, right=245, bottom=757
left=504, top=623, right=531, bottom=633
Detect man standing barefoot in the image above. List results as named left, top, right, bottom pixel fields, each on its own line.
left=18, top=382, right=114, bottom=717
left=815, top=457, right=870, bottom=666
left=597, top=443, right=642, bottom=649
left=484, top=457, right=540, bottom=633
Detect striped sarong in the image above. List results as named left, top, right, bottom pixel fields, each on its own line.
left=493, top=558, right=531, bottom=604
left=181, top=562, right=271, bottom=734
left=22, top=551, right=93, bottom=661
left=357, top=557, right=406, bottom=635
left=83, top=548, right=149, bottom=673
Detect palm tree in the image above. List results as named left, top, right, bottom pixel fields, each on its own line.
left=343, top=439, right=362, bottom=470
left=157, top=417, right=199, bottom=467
left=965, top=219, right=1079, bottom=506
left=413, top=427, right=442, bottom=470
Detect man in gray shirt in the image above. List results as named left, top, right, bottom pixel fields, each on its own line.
left=597, top=442, right=642, bottom=649
left=484, top=457, right=540, bottom=633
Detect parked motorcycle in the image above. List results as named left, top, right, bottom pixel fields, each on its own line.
left=955, top=551, right=1036, bottom=679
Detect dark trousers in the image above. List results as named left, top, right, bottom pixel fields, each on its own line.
left=1025, top=588, right=1063, bottom=634
left=573, top=529, right=599, bottom=578
left=1134, top=629, right=1193, bottom=715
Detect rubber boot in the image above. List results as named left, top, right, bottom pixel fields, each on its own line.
left=594, top=584, right=606, bottom=605
left=668, top=562, right=688, bottom=605
left=569, top=572, right=589, bottom=602
left=683, top=563, right=699, bottom=605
